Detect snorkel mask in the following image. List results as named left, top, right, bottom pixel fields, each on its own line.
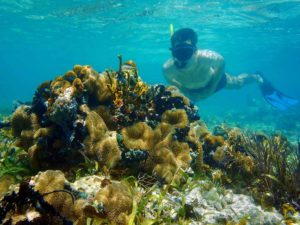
left=171, top=43, right=196, bottom=62
left=170, top=28, right=198, bottom=68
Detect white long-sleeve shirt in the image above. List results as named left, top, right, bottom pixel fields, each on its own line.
left=163, top=49, right=225, bottom=101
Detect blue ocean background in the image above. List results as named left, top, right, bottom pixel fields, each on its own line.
left=1, top=0, right=300, bottom=138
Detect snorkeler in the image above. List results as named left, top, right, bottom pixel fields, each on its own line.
left=163, top=28, right=298, bottom=110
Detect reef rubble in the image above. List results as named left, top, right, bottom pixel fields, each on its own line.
left=0, top=171, right=287, bottom=225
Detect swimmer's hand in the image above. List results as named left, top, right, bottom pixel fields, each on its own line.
left=171, top=78, right=183, bottom=88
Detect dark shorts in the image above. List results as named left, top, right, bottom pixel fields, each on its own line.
left=215, top=73, right=227, bottom=93
left=181, top=73, right=227, bottom=101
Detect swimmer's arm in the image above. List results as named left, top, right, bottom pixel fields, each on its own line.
left=163, top=61, right=183, bottom=88
left=169, top=78, right=183, bottom=88
left=225, top=73, right=263, bottom=89
left=163, top=70, right=181, bottom=87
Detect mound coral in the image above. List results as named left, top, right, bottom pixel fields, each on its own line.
left=0, top=170, right=83, bottom=224
left=84, top=69, right=114, bottom=104
left=121, top=122, right=154, bottom=150
left=120, top=115, right=196, bottom=183
left=50, top=77, right=71, bottom=97
left=161, top=109, right=189, bottom=129
left=93, top=132, right=121, bottom=169
left=161, top=126, right=195, bottom=181
left=82, top=105, right=121, bottom=168
left=93, top=105, right=116, bottom=130
left=93, top=181, right=133, bottom=225
left=63, top=70, right=77, bottom=83
left=33, top=170, right=80, bottom=220
left=11, top=105, right=40, bottom=149
left=82, top=105, right=109, bottom=149
left=151, top=139, right=192, bottom=183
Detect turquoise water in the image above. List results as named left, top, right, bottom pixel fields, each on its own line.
left=1, top=0, right=300, bottom=135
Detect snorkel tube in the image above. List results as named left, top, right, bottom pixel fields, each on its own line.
left=170, top=24, right=174, bottom=37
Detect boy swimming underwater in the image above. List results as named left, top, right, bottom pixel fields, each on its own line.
left=163, top=28, right=298, bottom=110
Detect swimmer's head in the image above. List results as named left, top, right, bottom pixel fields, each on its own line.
left=171, top=28, right=197, bottom=47
left=170, top=28, right=197, bottom=67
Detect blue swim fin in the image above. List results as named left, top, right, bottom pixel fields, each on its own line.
left=259, top=74, right=299, bottom=110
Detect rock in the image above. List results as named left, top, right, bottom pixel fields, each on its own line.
left=186, top=187, right=208, bottom=209
left=49, top=87, right=78, bottom=127
left=224, top=189, right=234, bottom=204
left=71, top=175, right=104, bottom=197
left=168, top=181, right=284, bottom=224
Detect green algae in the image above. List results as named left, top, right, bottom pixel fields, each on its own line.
left=0, top=129, right=31, bottom=181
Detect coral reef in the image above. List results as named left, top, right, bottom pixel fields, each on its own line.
left=202, top=125, right=300, bottom=213
left=82, top=105, right=121, bottom=169
left=120, top=119, right=196, bottom=183
left=9, top=57, right=200, bottom=183
left=1, top=58, right=300, bottom=224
